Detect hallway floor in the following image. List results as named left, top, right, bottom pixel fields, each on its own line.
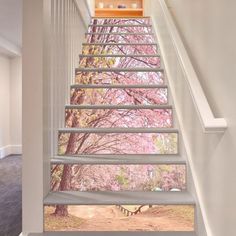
left=0, top=155, right=22, bottom=236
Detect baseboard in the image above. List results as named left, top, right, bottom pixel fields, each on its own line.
left=19, top=232, right=28, bottom=236
left=0, top=145, right=22, bottom=159
left=11, top=145, right=22, bottom=155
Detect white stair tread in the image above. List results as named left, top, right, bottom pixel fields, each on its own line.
left=83, top=43, right=157, bottom=45
left=44, top=191, right=195, bottom=205
left=65, top=104, right=172, bottom=109
left=89, top=24, right=152, bottom=27
left=76, top=68, right=164, bottom=72
left=58, top=127, right=179, bottom=133
left=51, top=154, right=185, bottom=165
left=30, top=232, right=197, bottom=236
left=92, top=17, right=151, bottom=19
left=79, top=54, right=160, bottom=57
left=71, top=84, right=167, bottom=89
left=85, top=32, right=154, bottom=35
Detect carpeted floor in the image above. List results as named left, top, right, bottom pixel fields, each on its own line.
left=0, top=155, right=22, bottom=236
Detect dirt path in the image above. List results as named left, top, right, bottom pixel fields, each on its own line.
left=69, top=205, right=124, bottom=219
left=68, top=205, right=194, bottom=231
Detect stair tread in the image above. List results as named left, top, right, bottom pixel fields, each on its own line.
left=30, top=232, right=197, bottom=236
left=51, top=154, right=185, bottom=165
left=44, top=191, right=195, bottom=205
left=59, top=127, right=179, bottom=133
left=92, top=17, right=151, bottom=19
left=65, top=104, right=172, bottom=109
left=85, top=32, right=154, bottom=35
left=83, top=43, right=157, bottom=45
left=76, top=68, right=163, bottom=72
left=71, top=84, right=167, bottom=89
left=79, top=54, right=160, bottom=57
left=89, top=24, right=152, bottom=27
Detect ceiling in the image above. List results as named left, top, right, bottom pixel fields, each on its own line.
left=0, top=0, right=22, bottom=47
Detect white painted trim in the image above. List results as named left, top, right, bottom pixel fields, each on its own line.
left=11, top=145, right=22, bottom=154
left=158, top=0, right=227, bottom=134
left=151, top=1, right=214, bottom=235
left=0, top=35, right=22, bottom=57
left=0, top=145, right=22, bottom=159
left=19, top=233, right=28, bottom=236
left=74, top=0, right=91, bottom=27
left=0, top=145, right=12, bottom=158
left=85, top=0, right=94, bottom=16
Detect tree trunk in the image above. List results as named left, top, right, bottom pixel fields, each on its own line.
left=53, top=164, right=72, bottom=216
left=53, top=205, right=69, bottom=217
left=54, top=90, right=85, bottom=216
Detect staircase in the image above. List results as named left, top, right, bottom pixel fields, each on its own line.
left=32, top=17, right=199, bottom=235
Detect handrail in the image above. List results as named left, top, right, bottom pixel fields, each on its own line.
left=158, top=0, right=227, bottom=133
left=85, top=0, right=92, bottom=17
left=74, top=0, right=91, bottom=27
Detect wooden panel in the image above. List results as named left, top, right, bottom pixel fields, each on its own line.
left=95, top=0, right=143, bottom=17
left=95, top=8, right=143, bottom=17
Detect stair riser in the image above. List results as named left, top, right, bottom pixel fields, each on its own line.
left=44, top=205, right=195, bottom=232
left=75, top=71, right=164, bottom=85
left=82, top=44, right=158, bottom=55
left=65, top=108, right=173, bottom=128
left=91, top=18, right=151, bottom=25
left=58, top=132, right=178, bottom=155
left=88, top=26, right=152, bottom=34
left=86, top=34, right=155, bottom=44
left=70, top=87, right=168, bottom=105
left=51, top=164, right=186, bottom=192
left=79, top=56, right=161, bottom=69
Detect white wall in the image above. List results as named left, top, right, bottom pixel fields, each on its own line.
left=149, top=1, right=236, bottom=236
left=0, top=55, right=10, bottom=158
left=0, top=55, right=22, bottom=158
left=10, top=57, right=22, bottom=153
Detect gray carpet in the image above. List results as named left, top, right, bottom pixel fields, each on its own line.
left=0, top=155, right=22, bottom=236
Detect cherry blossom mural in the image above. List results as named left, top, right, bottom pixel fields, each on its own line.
left=44, top=205, right=194, bottom=231
left=86, top=33, right=155, bottom=44
left=52, top=16, right=186, bottom=231
left=82, top=44, right=158, bottom=55
left=51, top=165, right=186, bottom=191
left=65, top=108, right=172, bottom=128
left=79, top=56, right=161, bottom=69
left=88, top=25, right=152, bottom=34
left=58, top=132, right=178, bottom=155
left=75, top=71, right=164, bottom=85
left=86, top=18, right=155, bottom=46
left=70, top=87, right=168, bottom=105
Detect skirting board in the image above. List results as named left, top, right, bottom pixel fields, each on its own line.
left=0, top=145, right=22, bottom=159
left=19, top=233, right=28, bottom=236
